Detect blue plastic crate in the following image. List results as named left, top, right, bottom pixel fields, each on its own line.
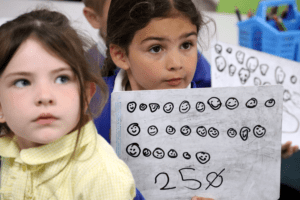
left=237, top=0, right=300, bottom=62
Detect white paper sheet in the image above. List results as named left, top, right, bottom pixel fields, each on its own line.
left=111, top=85, right=282, bottom=200
left=211, top=41, right=300, bottom=146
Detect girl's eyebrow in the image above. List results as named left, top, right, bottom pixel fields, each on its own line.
left=141, top=31, right=198, bottom=44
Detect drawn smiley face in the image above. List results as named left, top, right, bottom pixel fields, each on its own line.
left=166, top=125, right=176, bottom=135
left=196, top=152, right=211, bottom=164
left=179, top=100, right=191, bottom=113
left=208, top=127, right=219, bottom=138
left=139, top=103, right=147, bottom=111
left=127, top=101, right=137, bottom=113
left=225, top=97, right=239, bottom=110
left=227, top=128, right=237, bottom=138
left=148, top=125, right=158, bottom=136
left=238, top=68, right=250, bottom=84
left=183, top=152, right=191, bottom=160
left=143, top=148, right=151, bottom=157
left=126, top=143, right=141, bottom=157
left=196, top=126, right=207, bottom=137
left=253, top=125, right=266, bottom=138
left=127, top=123, right=140, bottom=136
left=265, top=98, right=276, bottom=107
left=246, top=98, right=258, bottom=108
left=196, top=101, right=205, bottom=112
left=215, top=56, right=227, bottom=72
left=163, top=102, right=174, bottom=113
left=207, top=97, right=222, bottom=110
left=153, top=148, right=165, bottom=159
left=168, top=149, right=178, bottom=158
left=240, top=127, right=250, bottom=141
left=180, top=125, right=192, bottom=136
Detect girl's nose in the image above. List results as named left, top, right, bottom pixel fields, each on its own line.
left=166, top=49, right=183, bottom=71
left=34, top=85, right=56, bottom=106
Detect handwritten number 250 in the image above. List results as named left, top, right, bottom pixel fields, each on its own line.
left=154, top=168, right=201, bottom=190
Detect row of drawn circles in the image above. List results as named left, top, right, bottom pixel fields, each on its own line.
left=127, top=98, right=275, bottom=113
left=128, top=123, right=266, bottom=140
left=126, top=143, right=211, bottom=164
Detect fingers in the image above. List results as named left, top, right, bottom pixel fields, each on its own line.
left=281, top=141, right=299, bottom=159
left=191, top=197, right=214, bottom=200
left=282, top=141, right=292, bottom=151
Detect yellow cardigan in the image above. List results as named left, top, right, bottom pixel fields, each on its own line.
left=0, top=121, right=136, bottom=200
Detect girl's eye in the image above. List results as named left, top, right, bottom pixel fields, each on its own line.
left=55, top=75, right=70, bottom=84
left=149, top=45, right=162, bottom=53
left=14, top=79, right=30, bottom=88
left=181, top=42, right=193, bottom=50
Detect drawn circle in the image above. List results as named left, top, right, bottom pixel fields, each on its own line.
left=246, top=98, right=258, bottom=108
left=127, top=101, right=137, bottom=113
left=143, top=148, right=151, bottom=157
left=215, top=56, right=226, bottom=72
left=240, top=127, right=250, bottom=141
left=166, top=125, right=176, bottom=135
left=207, top=97, right=222, bottom=110
left=225, top=97, right=239, bottom=110
left=127, top=123, right=140, bottom=136
left=148, top=125, right=158, bottom=136
left=253, top=125, right=266, bottom=138
left=291, top=76, right=297, bottom=84
left=183, top=152, right=191, bottom=160
left=180, top=125, right=192, bottom=136
left=227, top=128, right=237, bottom=138
left=265, top=98, right=275, bottom=107
left=208, top=127, right=219, bottom=138
left=196, top=126, right=207, bottom=137
left=153, top=148, right=165, bottom=159
left=149, top=103, right=160, bottom=112
left=139, top=103, right=147, bottom=111
left=163, top=102, right=174, bottom=113
left=168, top=149, right=178, bottom=158
left=196, top=151, right=211, bottom=164
left=126, top=143, right=141, bottom=157
left=196, top=101, right=205, bottom=112
left=179, top=100, right=191, bottom=113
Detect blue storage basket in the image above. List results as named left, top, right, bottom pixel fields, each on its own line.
left=237, top=0, right=300, bottom=62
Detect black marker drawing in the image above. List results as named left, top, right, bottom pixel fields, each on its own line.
left=227, top=128, right=237, bottom=138
left=253, top=125, right=266, bottom=138
left=283, top=106, right=300, bottom=133
left=283, top=90, right=291, bottom=102
left=163, top=102, right=174, bottom=113
left=265, top=98, right=276, bottom=107
left=126, top=143, right=141, bottom=157
left=236, top=51, right=245, bottom=64
left=215, top=44, right=222, bottom=54
left=246, top=56, right=259, bottom=72
left=206, top=168, right=225, bottom=190
left=215, top=56, right=227, bottom=72
left=179, top=168, right=202, bottom=190
left=254, top=77, right=262, bottom=86
left=168, top=149, right=178, bottom=158
left=195, top=101, right=205, bottom=112
left=127, top=101, right=137, bottom=113
left=196, top=151, right=211, bottom=164
left=143, top=148, right=151, bottom=157
left=183, top=152, right=191, bottom=159
left=179, top=100, right=191, bottom=113
left=180, top=125, right=192, bottom=136
left=226, top=47, right=232, bottom=54
left=139, top=103, right=147, bottom=111
left=153, top=148, right=165, bottom=159
left=208, top=127, right=219, bottom=138
left=291, top=75, right=297, bottom=84
left=127, top=123, right=141, bottom=136
left=240, top=127, right=250, bottom=141
left=149, top=103, right=160, bottom=112
left=207, top=97, right=222, bottom=110
left=238, top=68, right=250, bottom=84
left=166, top=125, right=176, bottom=135
left=196, top=126, right=207, bottom=137
left=260, top=64, right=269, bottom=76
left=148, top=125, right=158, bottom=136
left=246, top=98, right=258, bottom=108
left=263, top=82, right=271, bottom=85
left=229, top=64, right=236, bottom=76
left=155, top=172, right=176, bottom=190
left=225, top=97, right=239, bottom=110
left=275, top=66, right=286, bottom=84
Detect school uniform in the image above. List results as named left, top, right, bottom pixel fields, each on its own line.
left=0, top=121, right=136, bottom=200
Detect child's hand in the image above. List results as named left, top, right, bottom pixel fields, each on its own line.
left=281, top=141, right=299, bottom=159
left=191, top=196, right=214, bottom=200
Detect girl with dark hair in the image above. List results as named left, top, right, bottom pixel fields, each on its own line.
left=0, top=9, right=137, bottom=199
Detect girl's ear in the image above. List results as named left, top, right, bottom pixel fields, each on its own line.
left=83, top=7, right=101, bottom=29
left=85, top=82, right=96, bottom=112
left=110, top=44, right=130, bottom=70
left=0, top=104, right=6, bottom=123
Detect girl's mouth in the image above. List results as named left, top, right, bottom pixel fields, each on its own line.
left=167, top=78, right=182, bottom=86
left=35, top=113, right=58, bottom=125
